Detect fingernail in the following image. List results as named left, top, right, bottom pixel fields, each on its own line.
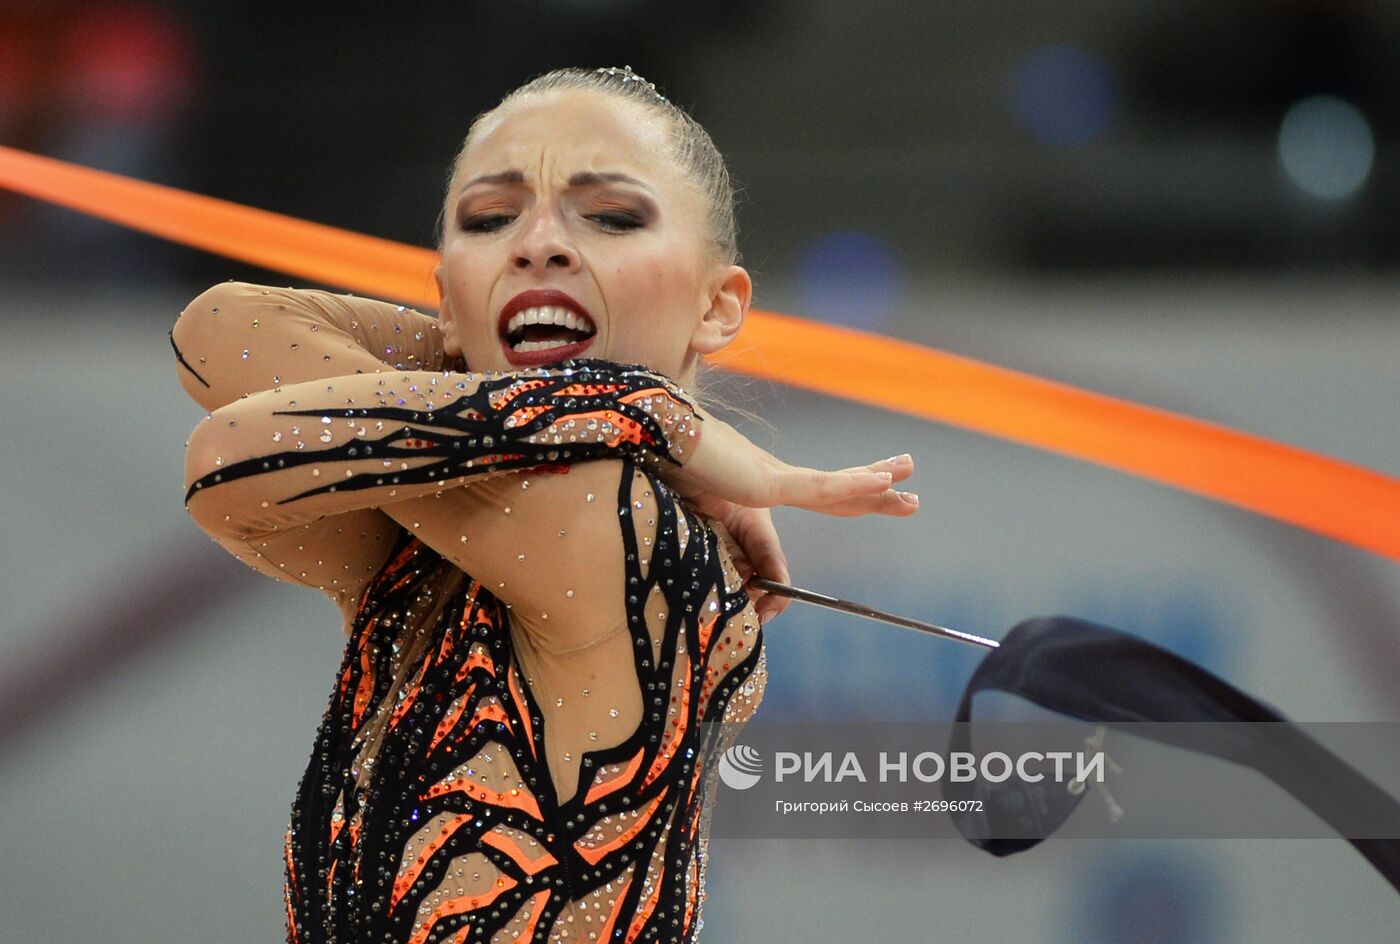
left=886, top=453, right=911, bottom=464
left=898, top=491, right=919, bottom=504
left=876, top=471, right=893, bottom=483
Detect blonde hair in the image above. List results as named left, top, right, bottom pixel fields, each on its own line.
left=437, top=65, right=739, bottom=266
left=688, top=359, right=775, bottom=436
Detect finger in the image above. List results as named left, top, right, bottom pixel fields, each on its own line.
left=748, top=585, right=789, bottom=624
left=800, top=455, right=916, bottom=517
left=738, top=527, right=792, bottom=622
left=778, top=468, right=893, bottom=509
left=835, top=453, right=915, bottom=485
left=748, top=550, right=791, bottom=621
left=736, top=518, right=790, bottom=585
left=801, top=488, right=920, bottom=518
left=720, top=506, right=792, bottom=624
left=758, top=589, right=791, bottom=623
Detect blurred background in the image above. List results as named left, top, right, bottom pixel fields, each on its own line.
left=2, top=1, right=1398, bottom=941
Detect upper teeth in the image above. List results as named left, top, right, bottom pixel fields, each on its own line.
left=505, top=305, right=594, bottom=337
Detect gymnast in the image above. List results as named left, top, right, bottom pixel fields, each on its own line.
left=173, top=65, right=920, bottom=943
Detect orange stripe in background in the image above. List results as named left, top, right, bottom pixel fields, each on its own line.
left=2, top=143, right=1397, bottom=563
left=0, top=144, right=439, bottom=304
left=710, top=311, right=1400, bottom=564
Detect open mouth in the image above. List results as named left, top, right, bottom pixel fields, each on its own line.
left=500, top=304, right=597, bottom=365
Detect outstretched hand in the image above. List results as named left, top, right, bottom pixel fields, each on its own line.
left=664, top=410, right=920, bottom=515
left=659, top=409, right=919, bottom=625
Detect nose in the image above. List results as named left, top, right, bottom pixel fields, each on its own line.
left=511, top=206, right=580, bottom=273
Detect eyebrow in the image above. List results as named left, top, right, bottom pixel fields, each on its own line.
left=458, top=169, right=654, bottom=194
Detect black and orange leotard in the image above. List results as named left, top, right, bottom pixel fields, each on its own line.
left=173, top=283, right=767, bottom=943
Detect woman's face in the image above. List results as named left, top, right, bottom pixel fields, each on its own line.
left=436, top=88, right=748, bottom=382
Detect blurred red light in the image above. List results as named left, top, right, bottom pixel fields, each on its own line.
left=57, top=3, right=199, bottom=120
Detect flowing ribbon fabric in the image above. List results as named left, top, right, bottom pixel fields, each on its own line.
left=2, top=143, right=1398, bottom=563
left=947, top=615, right=1400, bottom=891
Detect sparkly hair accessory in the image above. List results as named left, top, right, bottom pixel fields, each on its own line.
left=595, top=65, right=667, bottom=102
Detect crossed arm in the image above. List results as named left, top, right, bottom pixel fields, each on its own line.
left=173, top=282, right=701, bottom=642
left=173, top=282, right=918, bottom=637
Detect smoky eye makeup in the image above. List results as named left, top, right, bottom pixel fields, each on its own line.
left=460, top=214, right=513, bottom=233
left=451, top=177, right=660, bottom=234
left=600, top=187, right=657, bottom=215
left=585, top=201, right=650, bottom=231
left=457, top=207, right=645, bottom=234
left=456, top=196, right=518, bottom=233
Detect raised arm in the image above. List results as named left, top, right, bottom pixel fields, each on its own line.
left=183, top=355, right=704, bottom=640
left=171, top=281, right=458, bottom=412
left=171, top=282, right=465, bottom=625
left=174, top=283, right=913, bottom=639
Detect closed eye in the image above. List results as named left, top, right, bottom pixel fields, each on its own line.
left=461, top=211, right=643, bottom=234
left=589, top=212, right=644, bottom=232
left=460, top=214, right=516, bottom=233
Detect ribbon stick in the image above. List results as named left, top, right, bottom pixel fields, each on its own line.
left=2, top=143, right=1397, bottom=563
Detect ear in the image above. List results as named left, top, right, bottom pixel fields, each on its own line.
left=434, top=264, right=463, bottom=358
left=691, top=264, right=751, bottom=356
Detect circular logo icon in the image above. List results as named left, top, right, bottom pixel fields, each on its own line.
left=718, top=744, right=763, bottom=790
